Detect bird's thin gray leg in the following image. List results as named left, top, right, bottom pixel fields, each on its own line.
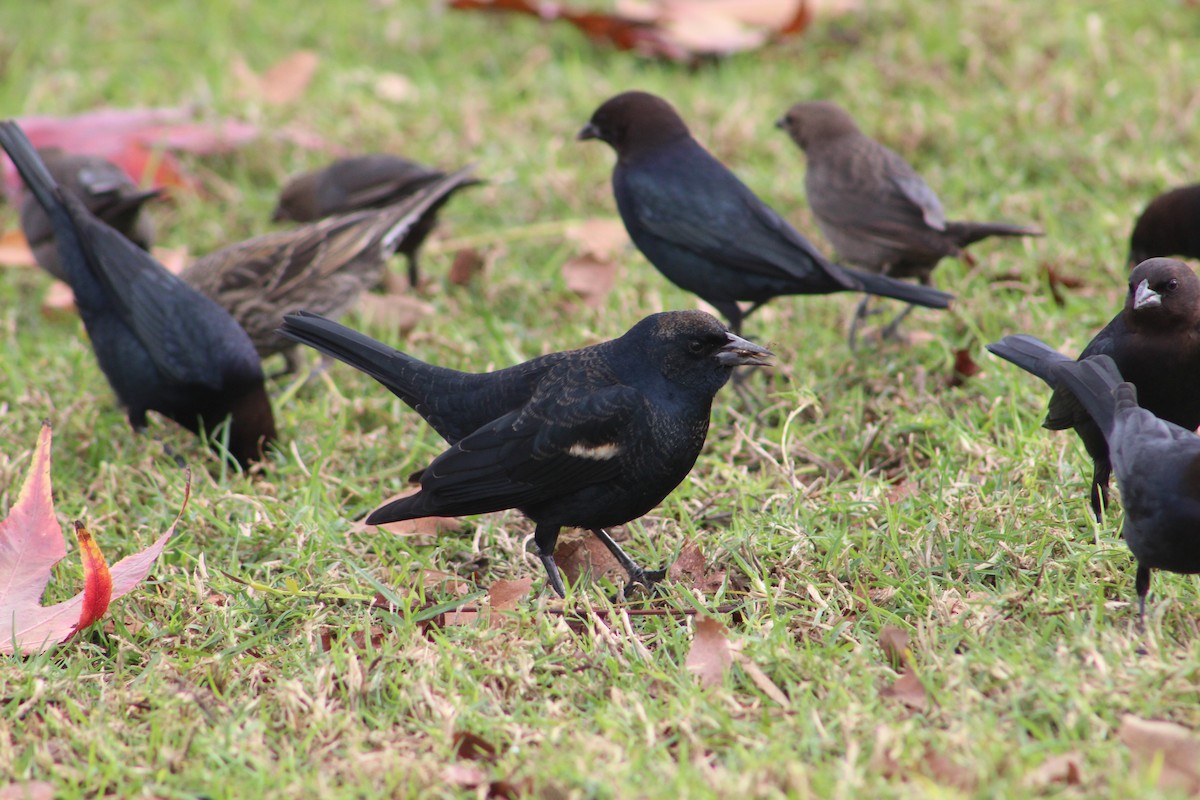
left=847, top=294, right=873, bottom=350
left=538, top=552, right=567, bottom=598
left=1135, top=564, right=1151, bottom=625
left=535, top=523, right=567, bottom=598
left=591, top=528, right=667, bottom=596
left=880, top=303, right=916, bottom=340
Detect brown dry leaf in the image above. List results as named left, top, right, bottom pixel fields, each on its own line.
left=443, top=764, right=489, bottom=788
left=0, top=783, right=54, bottom=800
left=454, top=731, right=499, bottom=762
left=0, top=229, right=36, bottom=267
left=878, top=625, right=913, bottom=670
left=566, top=218, right=629, bottom=260
left=686, top=615, right=732, bottom=688
left=948, top=347, right=979, bottom=387
left=40, top=280, right=78, bottom=318
left=666, top=540, right=725, bottom=593
left=880, top=670, right=928, bottom=712
left=354, top=292, right=435, bottom=336
left=554, top=534, right=622, bottom=586
left=232, top=50, right=320, bottom=105
left=562, top=254, right=620, bottom=308
left=1024, top=752, right=1083, bottom=789
left=921, top=746, right=977, bottom=792
left=488, top=577, right=533, bottom=611
left=1119, top=715, right=1200, bottom=794
left=448, top=247, right=486, bottom=287
left=352, top=488, right=463, bottom=536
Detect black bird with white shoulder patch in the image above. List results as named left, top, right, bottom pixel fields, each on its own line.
left=278, top=309, right=772, bottom=597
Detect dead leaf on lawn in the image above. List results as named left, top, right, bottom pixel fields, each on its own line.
left=877, top=625, right=928, bottom=711
left=1024, top=752, right=1083, bottom=789
left=454, top=731, right=499, bottom=762
left=948, top=347, right=979, bottom=387
left=562, top=219, right=628, bottom=308
left=0, top=782, right=55, bottom=800
left=374, top=72, right=417, bottom=104
left=0, top=228, right=36, bottom=268
left=352, top=487, right=463, bottom=536
left=1118, top=715, right=1200, bottom=794
left=667, top=540, right=725, bottom=594
left=488, top=577, right=533, bottom=611
left=554, top=532, right=623, bottom=586
left=686, top=615, right=732, bottom=687
left=878, top=625, right=913, bottom=670
left=448, top=247, right=486, bottom=287
left=233, top=50, right=320, bottom=106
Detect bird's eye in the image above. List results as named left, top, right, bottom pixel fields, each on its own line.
left=687, top=339, right=707, bottom=355
left=1167, top=278, right=1180, bottom=292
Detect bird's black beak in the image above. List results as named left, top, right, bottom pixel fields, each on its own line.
left=716, top=333, right=774, bottom=367
left=774, top=117, right=787, bottom=130
left=577, top=122, right=600, bottom=141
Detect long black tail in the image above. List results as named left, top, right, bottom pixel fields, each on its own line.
left=984, top=334, right=1071, bottom=388
left=844, top=267, right=953, bottom=309
left=945, top=220, right=1043, bottom=249
left=1055, top=355, right=1127, bottom=438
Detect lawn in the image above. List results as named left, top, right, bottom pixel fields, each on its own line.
left=2, top=0, right=1200, bottom=797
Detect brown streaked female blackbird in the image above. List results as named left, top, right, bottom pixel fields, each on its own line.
left=1128, top=184, right=1200, bottom=267
left=278, top=309, right=773, bottom=597
left=0, top=121, right=275, bottom=469
left=578, top=91, right=952, bottom=339
left=19, top=148, right=160, bottom=282
left=1057, top=354, right=1200, bottom=621
left=986, top=258, right=1200, bottom=520
left=183, top=167, right=476, bottom=375
left=777, top=100, right=1041, bottom=343
left=271, top=154, right=482, bottom=287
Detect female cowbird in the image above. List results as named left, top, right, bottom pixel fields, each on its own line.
left=578, top=91, right=952, bottom=339
left=0, top=121, right=275, bottom=469
left=183, top=167, right=476, bottom=375
left=777, top=100, right=1041, bottom=343
left=1057, top=355, right=1200, bottom=621
left=1128, top=184, right=1200, bottom=267
left=19, top=148, right=160, bottom=282
left=986, top=258, right=1200, bottom=520
left=271, top=154, right=481, bottom=287
left=278, top=309, right=773, bottom=597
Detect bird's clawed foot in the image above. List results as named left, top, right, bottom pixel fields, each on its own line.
left=592, top=528, right=669, bottom=600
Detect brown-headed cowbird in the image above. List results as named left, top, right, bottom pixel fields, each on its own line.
left=0, top=121, right=275, bottom=469
left=278, top=309, right=773, bottom=597
left=1056, top=354, right=1200, bottom=621
left=183, top=167, right=476, bottom=374
left=986, top=258, right=1200, bottom=520
left=578, top=91, right=952, bottom=338
left=271, top=154, right=481, bottom=287
left=777, top=100, right=1041, bottom=343
left=19, top=148, right=160, bottom=282
left=1128, top=184, right=1200, bottom=267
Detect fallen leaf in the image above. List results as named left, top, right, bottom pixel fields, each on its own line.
left=565, top=218, right=629, bottom=260
left=562, top=254, right=620, bottom=309
left=454, top=731, right=499, bottom=762
left=443, top=764, right=489, bottom=787
left=878, top=625, right=913, bottom=670
left=1024, top=752, right=1083, bottom=788
left=877, top=625, right=928, bottom=710
left=354, top=292, right=435, bottom=336
left=880, top=670, right=928, bottom=712
left=40, top=281, right=77, bottom=319
left=686, top=615, right=732, bottom=687
left=948, top=347, right=979, bottom=387
left=0, top=424, right=187, bottom=655
left=448, top=247, right=486, bottom=287
left=352, top=488, right=463, bottom=536
left=232, top=50, right=320, bottom=106
left=554, top=532, right=622, bottom=586
left=0, top=782, right=55, bottom=800
left=488, top=577, right=532, bottom=611
left=374, top=72, right=417, bottom=104
left=920, top=746, right=977, bottom=792
left=0, top=229, right=36, bottom=268
left=1119, top=715, right=1200, bottom=794
left=666, top=540, right=725, bottom=593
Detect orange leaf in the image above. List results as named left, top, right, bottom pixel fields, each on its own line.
left=0, top=229, right=36, bottom=268
left=686, top=615, right=732, bottom=687
left=233, top=51, right=320, bottom=106
left=71, top=521, right=113, bottom=635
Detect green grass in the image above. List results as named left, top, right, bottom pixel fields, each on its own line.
left=2, top=0, right=1200, bottom=796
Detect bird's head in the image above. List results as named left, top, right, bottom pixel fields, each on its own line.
left=578, top=91, right=692, bottom=157
left=1125, top=257, right=1200, bottom=327
left=627, top=310, right=773, bottom=394
left=775, top=100, right=861, bottom=151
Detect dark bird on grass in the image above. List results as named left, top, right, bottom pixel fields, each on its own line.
left=278, top=309, right=772, bottom=597
left=271, top=154, right=482, bottom=287
left=578, top=91, right=952, bottom=338
left=776, top=100, right=1041, bottom=343
left=18, top=148, right=160, bottom=282
left=1128, top=184, right=1200, bottom=267
left=986, top=258, right=1200, bottom=520
left=1056, top=354, right=1200, bottom=621
left=0, top=121, right=275, bottom=469
left=183, top=166, right=476, bottom=375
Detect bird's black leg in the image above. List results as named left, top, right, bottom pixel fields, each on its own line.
left=847, top=294, right=873, bottom=350
left=879, top=303, right=916, bottom=340
left=591, top=528, right=667, bottom=596
left=407, top=253, right=421, bottom=290
left=1090, top=466, right=1111, bottom=524
left=1135, top=564, right=1151, bottom=625
left=535, top=523, right=567, bottom=598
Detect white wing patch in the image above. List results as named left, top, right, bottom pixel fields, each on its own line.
left=568, top=442, right=622, bottom=460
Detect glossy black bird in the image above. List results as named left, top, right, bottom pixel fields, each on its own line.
left=0, top=121, right=276, bottom=469
left=1056, top=354, right=1200, bottom=621
left=578, top=91, right=952, bottom=338
left=1128, top=184, right=1200, bottom=267
left=19, top=148, right=160, bottom=282
left=271, top=154, right=481, bottom=287
left=986, top=258, right=1200, bottom=520
left=777, top=100, right=1041, bottom=342
left=184, top=167, right=476, bottom=374
left=278, top=309, right=773, bottom=597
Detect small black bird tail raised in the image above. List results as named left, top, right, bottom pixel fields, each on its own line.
left=945, top=220, right=1043, bottom=249
left=1055, top=355, right=1127, bottom=438
left=984, top=334, right=1071, bottom=387
left=844, top=266, right=953, bottom=308
left=278, top=310, right=420, bottom=390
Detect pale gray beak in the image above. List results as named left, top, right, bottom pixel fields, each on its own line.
left=577, top=122, right=600, bottom=141
left=1134, top=278, right=1162, bottom=310
left=716, top=332, right=774, bottom=367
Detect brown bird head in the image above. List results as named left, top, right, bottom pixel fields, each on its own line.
left=775, top=100, right=862, bottom=151
left=578, top=91, right=692, bottom=158
left=628, top=310, right=773, bottom=394
left=272, top=171, right=321, bottom=222
left=1125, top=257, right=1200, bottom=331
